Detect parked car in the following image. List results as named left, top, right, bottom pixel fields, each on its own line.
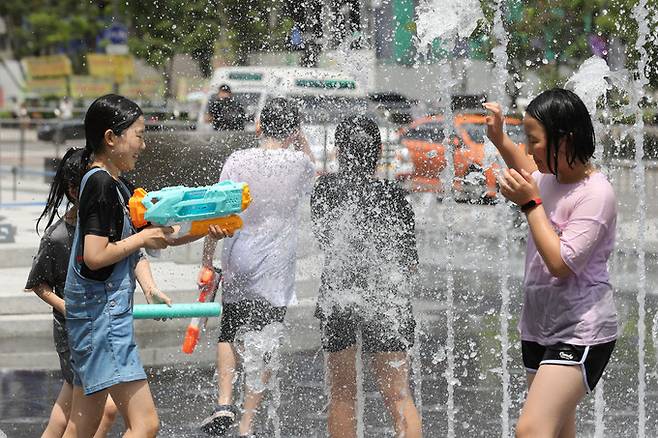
left=37, top=119, right=85, bottom=143
left=368, top=92, right=416, bottom=126
left=393, top=113, right=527, bottom=202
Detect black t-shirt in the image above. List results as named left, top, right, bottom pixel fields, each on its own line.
left=25, top=217, right=75, bottom=323
left=311, top=173, right=418, bottom=304
left=78, top=168, right=136, bottom=281
left=207, top=96, right=246, bottom=131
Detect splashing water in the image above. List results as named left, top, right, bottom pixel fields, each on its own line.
left=631, top=1, right=650, bottom=436
left=355, top=330, right=365, bottom=438
left=565, top=56, right=612, bottom=116
left=438, top=59, right=458, bottom=438
left=488, top=1, right=513, bottom=435
left=239, top=322, right=285, bottom=437
left=593, top=379, right=606, bottom=438
left=414, top=0, right=485, bottom=49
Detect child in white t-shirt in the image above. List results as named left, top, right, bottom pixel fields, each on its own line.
left=200, top=97, right=314, bottom=437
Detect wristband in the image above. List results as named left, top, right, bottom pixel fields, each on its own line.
left=521, top=197, right=542, bottom=213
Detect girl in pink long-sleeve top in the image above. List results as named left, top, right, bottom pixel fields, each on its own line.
left=484, top=88, right=617, bottom=438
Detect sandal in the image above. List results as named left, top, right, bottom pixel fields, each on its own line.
left=200, top=404, right=238, bottom=436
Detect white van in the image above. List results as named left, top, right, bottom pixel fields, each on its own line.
left=198, top=66, right=369, bottom=172
left=197, top=66, right=366, bottom=130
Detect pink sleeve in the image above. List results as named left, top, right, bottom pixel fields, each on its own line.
left=559, top=186, right=616, bottom=274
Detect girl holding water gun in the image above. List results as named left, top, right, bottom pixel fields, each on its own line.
left=484, top=89, right=617, bottom=438
left=60, top=94, right=225, bottom=438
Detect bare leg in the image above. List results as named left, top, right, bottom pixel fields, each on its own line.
left=327, top=347, right=358, bottom=438
left=93, top=395, right=120, bottom=438
left=238, top=369, right=272, bottom=435
left=515, top=365, right=586, bottom=438
left=217, top=342, right=237, bottom=405
left=372, top=352, right=421, bottom=438
left=42, top=382, right=73, bottom=438
left=557, top=410, right=577, bottom=438
left=62, top=386, right=108, bottom=438
left=108, top=380, right=159, bottom=438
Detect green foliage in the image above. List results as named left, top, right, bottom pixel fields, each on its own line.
left=125, top=0, right=222, bottom=76
left=499, top=0, right=658, bottom=88
left=0, top=0, right=106, bottom=61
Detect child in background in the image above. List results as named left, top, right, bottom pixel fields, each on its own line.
left=311, top=115, right=421, bottom=438
left=484, top=89, right=617, bottom=438
left=200, top=97, right=314, bottom=437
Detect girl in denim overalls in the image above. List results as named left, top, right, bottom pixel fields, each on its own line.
left=61, top=95, right=221, bottom=438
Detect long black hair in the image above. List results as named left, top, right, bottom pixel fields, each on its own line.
left=82, top=94, right=143, bottom=169
left=36, top=148, right=86, bottom=233
left=525, top=88, right=595, bottom=176
left=335, top=114, right=382, bottom=176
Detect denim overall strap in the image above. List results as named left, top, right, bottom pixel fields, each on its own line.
left=66, top=167, right=105, bottom=276
left=63, top=167, right=147, bottom=394
left=65, top=167, right=130, bottom=278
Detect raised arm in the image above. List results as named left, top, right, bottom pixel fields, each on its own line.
left=483, top=102, right=537, bottom=174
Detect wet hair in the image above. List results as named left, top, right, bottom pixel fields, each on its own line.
left=525, top=88, right=595, bottom=176
left=82, top=94, right=143, bottom=169
left=36, top=148, right=86, bottom=233
left=218, top=84, right=231, bottom=93
left=335, top=114, right=381, bottom=175
left=259, top=97, right=300, bottom=140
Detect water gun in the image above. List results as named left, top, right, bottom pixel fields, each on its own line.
left=133, top=303, right=221, bottom=319
left=182, top=266, right=222, bottom=354
left=129, top=180, right=251, bottom=237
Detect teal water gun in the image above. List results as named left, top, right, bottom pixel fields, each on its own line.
left=129, top=181, right=251, bottom=236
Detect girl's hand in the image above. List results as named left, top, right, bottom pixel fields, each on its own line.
left=483, top=102, right=505, bottom=147
left=144, top=288, right=172, bottom=306
left=207, top=224, right=234, bottom=240
left=144, top=288, right=172, bottom=321
left=139, top=226, right=174, bottom=250
left=498, top=168, right=539, bottom=206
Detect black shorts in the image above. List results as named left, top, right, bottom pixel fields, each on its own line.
left=319, top=304, right=415, bottom=353
left=53, top=318, right=74, bottom=385
left=521, top=340, right=616, bottom=392
left=217, top=300, right=287, bottom=343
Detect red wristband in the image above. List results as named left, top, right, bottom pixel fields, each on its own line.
left=521, top=197, right=542, bottom=213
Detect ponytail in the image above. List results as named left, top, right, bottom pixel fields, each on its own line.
left=36, top=148, right=87, bottom=233
left=81, top=145, right=93, bottom=170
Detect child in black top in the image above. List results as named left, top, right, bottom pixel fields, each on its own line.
left=25, top=148, right=171, bottom=437
left=311, top=115, right=421, bottom=438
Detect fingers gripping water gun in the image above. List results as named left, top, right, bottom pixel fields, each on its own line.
left=129, top=181, right=251, bottom=236
left=182, top=266, right=222, bottom=354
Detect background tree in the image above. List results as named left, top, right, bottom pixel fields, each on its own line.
left=0, top=0, right=108, bottom=70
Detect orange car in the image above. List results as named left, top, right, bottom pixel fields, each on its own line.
left=395, top=113, right=526, bottom=202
